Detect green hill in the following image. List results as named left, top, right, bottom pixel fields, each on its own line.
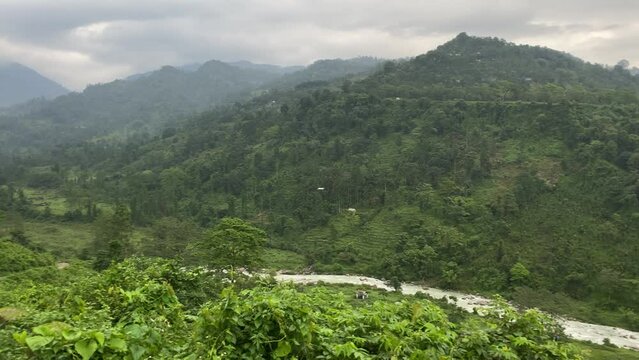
left=4, top=34, right=639, bottom=331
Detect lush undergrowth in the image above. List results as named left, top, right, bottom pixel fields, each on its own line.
left=0, top=244, right=584, bottom=359
left=3, top=205, right=639, bottom=332
left=0, top=238, right=53, bottom=275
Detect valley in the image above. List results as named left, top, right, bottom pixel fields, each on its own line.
left=2, top=32, right=639, bottom=359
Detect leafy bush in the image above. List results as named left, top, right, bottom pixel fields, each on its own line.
left=1, top=256, right=582, bottom=359
left=0, top=239, right=53, bottom=276
left=191, top=285, right=581, bottom=359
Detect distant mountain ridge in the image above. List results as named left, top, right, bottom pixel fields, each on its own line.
left=29, top=59, right=281, bottom=132
left=0, top=62, right=68, bottom=107
left=228, top=60, right=303, bottom=75
left=0, top=57, right=383, bottom=153
left=272, top=56, right=384, bottom=89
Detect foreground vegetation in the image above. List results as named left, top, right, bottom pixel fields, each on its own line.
left=0, top=238, right=584, bottom=359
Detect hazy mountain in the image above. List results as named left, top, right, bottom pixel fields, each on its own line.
left=124, top=61, right=300, bottom=82
left=0, top=60, right=283, bottom=152
left=124, top=62, right=202, bottom=81
left=0, top=57, right=388, bottom=154
left=271, top=56, right=385, bottom=89
left=177, top=63, right=201, bottom=72
left=0, top=62, right=68, bottom=107
left=228, top=60, right=303, bottom=75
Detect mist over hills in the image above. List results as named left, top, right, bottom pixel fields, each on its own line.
left=0, top=62, right=69, bottom=108
left=271, top=56, right=384, bottom=89
left=0, top=57, right=383, bottom=153
left=228, top=60, right=304, bottom=75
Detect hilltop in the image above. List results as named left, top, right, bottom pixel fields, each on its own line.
left=0, top=62, right=68, bottom=107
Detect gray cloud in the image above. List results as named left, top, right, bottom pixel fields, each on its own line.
left=0, top=0, right=638, bottom=90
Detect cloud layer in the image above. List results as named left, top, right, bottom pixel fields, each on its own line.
left=1, top=0, right=637, bottom=90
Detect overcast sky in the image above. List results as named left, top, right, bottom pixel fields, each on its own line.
left=1, top=0, right=638, bottom=90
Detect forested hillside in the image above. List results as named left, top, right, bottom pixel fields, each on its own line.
left=3, top=33, right=639, bottom=339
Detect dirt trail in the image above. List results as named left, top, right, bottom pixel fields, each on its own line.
left=275, top=274, right=639, bottom=350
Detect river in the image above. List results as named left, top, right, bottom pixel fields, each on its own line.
left=275, top=273, right=639, bottom=351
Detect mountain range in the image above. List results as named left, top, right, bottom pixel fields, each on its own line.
left=0, top=57, right=383, bottom=153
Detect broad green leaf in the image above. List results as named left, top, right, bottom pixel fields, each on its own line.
left=75, top=339, right=98, bottom=360
left=12, top=331, right=27, bottom=345
left=130, top=344, right=147, bottom=360
left=33, top=321, right=70, bottom=336
left=33, top=324, right=54, bottom=336
left=107, top=337, right=127, bottom=352
left=125, top=324, right=145, bottom=339
left=62, top=330, right=82, bottom=341
left=274, top=341, right=292, bottom=357
left=25, top=336, right=54, bottom=351
left=92, top=331, right=105, bottom=346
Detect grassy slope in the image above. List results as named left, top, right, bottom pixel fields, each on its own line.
left=23, top=221, right=147, bottom=259
left=22, top=219, right=306, bottom=272
left=22, top=188, right=68, bottom=216
left=22, top=187, right=111, bottom=217
left=262, top=248, right=307, bottom=271
left=573, top=342, right=639, bottom=360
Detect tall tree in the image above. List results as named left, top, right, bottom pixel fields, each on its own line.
left=92, top=204, right=133, bottom=269
left=192, top=217, right=267, bottom=271
left=142, top=217, right=202, bottom=260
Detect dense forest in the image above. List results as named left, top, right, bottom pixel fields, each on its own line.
left=2, top=33, right=639, bottom=358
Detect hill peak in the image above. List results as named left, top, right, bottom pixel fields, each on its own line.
left=378, top=33, right=639, bottom=90
left=435, top=32, right=518, bottom=55
left=0, top=62, right=68, bottom=107
left=198, top=59, right=232, bottom=72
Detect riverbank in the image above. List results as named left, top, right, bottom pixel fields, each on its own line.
left=275, top=273, right=639, bottom=351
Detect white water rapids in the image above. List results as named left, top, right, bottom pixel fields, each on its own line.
left=275, top=274, right=639, bottom=351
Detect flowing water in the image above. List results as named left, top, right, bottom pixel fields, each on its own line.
left=275, top=273, right=639, bottom=350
